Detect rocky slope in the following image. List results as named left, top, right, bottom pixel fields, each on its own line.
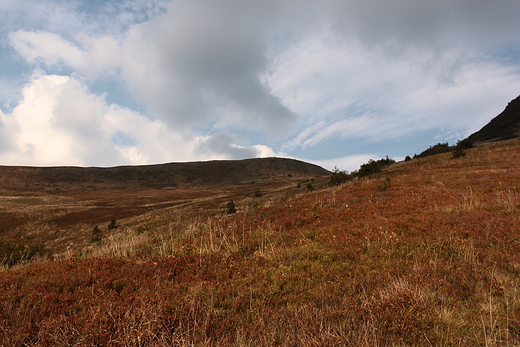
left=464, top=94, right=520, bottom=145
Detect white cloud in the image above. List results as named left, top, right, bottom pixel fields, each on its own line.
left=0, top=73, right=160, bottom=165
left=266, top=29, right=520, bottom=151
left=10, top=30, right=86, bottom=67
left=10, top=30, right=124, bottom=79
left=0, top=73, right=280, bottom=166
left=1, top=74, right=82, bottom=165
left=252, top=144, right=279, bottom=158
left=2, top=0, right=520, bottom=169
left=9, top=1, right=300, bottom=134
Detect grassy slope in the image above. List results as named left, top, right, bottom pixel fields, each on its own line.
left=0, top=158, right=329, bottom=257
left=2, top=140, right=520, bottom=346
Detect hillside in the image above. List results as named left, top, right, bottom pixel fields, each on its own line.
left=0, top=157, right=330, bottom=192
left=465, top=94, right=520, bottom=145
left=1, top=140, right=520, bottom=345
left=0, top=157, right=329, bottom=255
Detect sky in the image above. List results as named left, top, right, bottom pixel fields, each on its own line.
left=1, top=0, right=520, bottom=171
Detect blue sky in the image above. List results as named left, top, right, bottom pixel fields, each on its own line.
left=1, top=0, right=520, bottom=171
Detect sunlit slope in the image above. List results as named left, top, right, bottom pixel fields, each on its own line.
left=1, top=139, right=520, bottom=346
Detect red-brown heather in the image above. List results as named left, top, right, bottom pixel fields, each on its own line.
left=1, top=140, right=520, bottom=346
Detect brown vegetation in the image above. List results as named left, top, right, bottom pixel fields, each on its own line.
left=0, top=158, right=329, bottom=256
left=1, top=141, right=520, bottom=346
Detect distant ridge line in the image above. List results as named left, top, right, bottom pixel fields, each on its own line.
left=0, top=157, right=330, bottom=192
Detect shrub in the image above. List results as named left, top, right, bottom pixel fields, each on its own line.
left=329, top=167, right=352, bottom=186
left=452, top=139, right=472, bottom=159
left=456, top=139, right=474, bottom=150
left=376, top=176, right=391, bottom=192
left=0, top=237, right=44, bottom=266
left=226, top=200, right=237, bottom=214
left=414, top=143, right=452, bottom=159
left=357, top=156, right=396, bottom=177
left=108, top=219, right=118, bottom=230
left=91, top=226, right=102, bottom=243
left=452, top=148, right=466, bottom=159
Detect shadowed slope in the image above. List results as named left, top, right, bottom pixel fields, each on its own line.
left=465, top=94, right=520, bottom=145
left=0, top=157, right=330, bottom=192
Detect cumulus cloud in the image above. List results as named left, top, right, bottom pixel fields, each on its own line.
left=10, top=1, right=299, bottom=134
left=0, top=74, right=82, bottom=165
left=196, top=132, right=260, bottom=160
left=0, top=74, right=179, bottom=166
left=117, top=1, right=298, bottom=133
left=0, top=73, right=280, bottom=166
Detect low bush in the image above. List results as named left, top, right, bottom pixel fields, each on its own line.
left=91, top=226, right=102, bottom=243
left=107, top=219, right=118, bottom=230
left=452, top=148, right=466, bottom=159
left=0, top=237, right=45, bottom=266
left=356, top=156, right=395, bottom=177
left=376, top=176, right=391, bottom=191
left=329, top=168, right=352, bottom=186
left=414, top=142, right=453, bottom=159
left=226, top=200, right=237, bottom=214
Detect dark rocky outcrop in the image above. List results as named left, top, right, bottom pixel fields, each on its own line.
left=464, top=95, right=520, bottom=146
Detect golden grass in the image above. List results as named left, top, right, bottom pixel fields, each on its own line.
left=3, top=139, right=520, bottom=345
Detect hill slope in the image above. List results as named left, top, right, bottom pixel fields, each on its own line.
left=0, top=157, right=330, bottom=192
left=0, top=157, right=329, bottom=256
left=465, top=94, right=520, bottom=145
left=1, top=140, right=520, bottom=346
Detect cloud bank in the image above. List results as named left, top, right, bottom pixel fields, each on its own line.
left=0, top=73, right=272, bottom=166
left=1, top=0, right=520, bottom=170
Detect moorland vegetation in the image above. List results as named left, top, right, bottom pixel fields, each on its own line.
left=1, top=138, right=520, bottom=346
